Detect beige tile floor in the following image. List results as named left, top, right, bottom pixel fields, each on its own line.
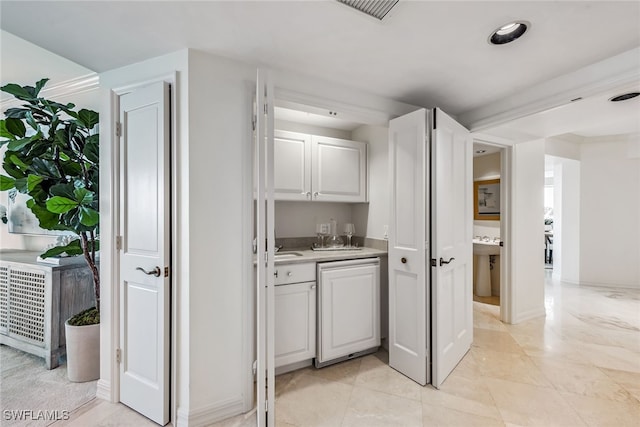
left=52, top=271, right=640, bottom=426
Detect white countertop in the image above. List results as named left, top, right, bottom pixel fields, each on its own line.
left=267, top=247, right=387, bottom=265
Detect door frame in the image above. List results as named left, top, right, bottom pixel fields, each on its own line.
left=101, top=73, right=178, bottom=425
left=470, top=134, right=515, bottom=324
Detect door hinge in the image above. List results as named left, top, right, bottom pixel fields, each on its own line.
left=116, top=348, right=121, bottom=364
left=252, top=360, right=257, bottom=376
left=115, top=122, right=122, bottom=137
left=116, top=235, right=122, bottom=250
left=430, top=258, right=437, bottom=267
left=164, top=266, right=170, bottom=278
left=264, top=103, right=268, bottom=114
left=265, top=399, right=269, bottom=412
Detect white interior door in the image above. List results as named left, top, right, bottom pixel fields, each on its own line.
left=431, top=108, right=473, bottom=388
left=119, top=81, right=171, bottom=425
left=388, top=109, right=429, bottom=386
left=255, top=68, right=275, bottom=426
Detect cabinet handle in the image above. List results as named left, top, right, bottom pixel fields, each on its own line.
left=311, top=285, right=316, bottom=289
left=313, top=192, right=319, bottom=199
left=287, top=271, right=292, bottom=277
left=306, top=191, right=312, bottom=199
left=439, top=257, right=455, bottom=266
left=401, top=257, right=407, bottom=264
left=274, top=270, right=278, bottom=278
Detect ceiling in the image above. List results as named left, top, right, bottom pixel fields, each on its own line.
left=1, top=1, right=639, bottom=139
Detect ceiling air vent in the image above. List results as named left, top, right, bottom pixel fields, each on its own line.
left=337, top=0, right=399, bottom=20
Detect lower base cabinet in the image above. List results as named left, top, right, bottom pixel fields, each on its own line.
left=274, top=281, right=316, bottom=368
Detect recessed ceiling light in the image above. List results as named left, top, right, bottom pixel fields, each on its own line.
left=609, top=92, right=640, bottom=102
left=475, top=149, right=487, bottom=154
left=489, top=21, right=530, bottom=45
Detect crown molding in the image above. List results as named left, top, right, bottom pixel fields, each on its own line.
left=459, top=48, right=640, bottom=133
left=1, top=73, right=99, bottom=110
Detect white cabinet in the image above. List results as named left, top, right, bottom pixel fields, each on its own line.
left=316, top=258, right=380, bottom=367
left=273, top=130, right=312, bottom=201
left=274, top=130, right=367, bottom=202
left=274, top=263, right=316, bottom=368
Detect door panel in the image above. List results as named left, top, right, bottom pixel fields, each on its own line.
left=119, top=81, right=170, bottom=425
left=388, top=109, right=428, bottom=386
left=255, top=68, right=275, bottom=427
left=431, top=108, right=473, bottom=388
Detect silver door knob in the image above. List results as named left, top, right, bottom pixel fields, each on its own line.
left=136, top=266, right=161, bottom=277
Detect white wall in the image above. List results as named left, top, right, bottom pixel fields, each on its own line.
left=509, top=139, right=546, bottom=323
left=352, top=124, right=390, bottom=240
left=580, top=136, right=640, bottom=288
left=473, top=152, right=501, bottom=239
left=552, top=157, right=581, bottom=284
left=275, top=201, right=352, bottom=239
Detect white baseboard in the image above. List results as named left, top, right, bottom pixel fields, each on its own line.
left=580, top=280, right=640, bottom=289
left=176, top=397, right=246, bottom=427
left=96, top=379, right=113, bottom=401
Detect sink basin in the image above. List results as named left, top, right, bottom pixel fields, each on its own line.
left=274, top=252, right=303, bottom=259
left=473, top=240, right=500, bottom=256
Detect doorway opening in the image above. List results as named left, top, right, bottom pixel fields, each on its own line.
left=472, top=141, right=504, bottom=308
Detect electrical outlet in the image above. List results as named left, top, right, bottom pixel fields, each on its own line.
left=383, top=225, right=388, bottom=239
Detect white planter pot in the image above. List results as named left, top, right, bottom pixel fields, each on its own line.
left=65, top=321, right=100, bottom=382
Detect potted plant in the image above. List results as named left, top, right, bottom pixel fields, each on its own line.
left=0, top=79, right=100, bottom=381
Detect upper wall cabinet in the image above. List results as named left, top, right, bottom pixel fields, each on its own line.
left=274, top=130, right=367, bottom=203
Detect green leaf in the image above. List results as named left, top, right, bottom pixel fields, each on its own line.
left=30, top=158, right=61, bottom=179
left=13, top=177, right=28, bottom=193
left=46, top=196, right=78, bottom=213
left=79, top=206, right=99, bottom=226
left=49, top=183, right=76, bottom=199
left=74, top=187, right=94, bottom=205
left=0, top=120, right=16, bottom=139
left=55, top=128, right=69, bottom=146
left=7, top=136, right=35, bottom=151
left=8, top=154, right=28, bottom=170
left=27, top=200, right=61, bottom=230
left=3, top=107, right=31, bottom=119
left=25, top=112, right=39, bottom=131
left=33, top=78, right=49, bottom=97
left=41, top=239, right=84, bottom=258
left=0, top=83, right=35, bottom=100
left=0, top=175, right=15, bottom=191
left=5, top=117, right=26, bottom=138
left=78, top=109, right=99, bottom=129
left=83, top=136, right=99, bottom=163
left=2, top=162, right=25, bottom=180
left=27, top=174, right=44, bottom=192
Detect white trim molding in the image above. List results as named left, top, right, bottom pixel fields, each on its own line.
left=460, top=47, right=640, bottom=132
left=0, top=73, right=99, bottom=109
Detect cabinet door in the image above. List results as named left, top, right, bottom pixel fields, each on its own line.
left=274, top=281, right=316, bottom=367
left=312, top=136, right=367, bottom=202
left=274, top=130, right=312, bottom=201
left=318, top=262, right=380, bottom=363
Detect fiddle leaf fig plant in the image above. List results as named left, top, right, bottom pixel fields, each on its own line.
left=0, top=79, right=100, bottom=324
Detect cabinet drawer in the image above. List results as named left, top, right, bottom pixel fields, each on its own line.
left=275, top=263, right=315, bottom=285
